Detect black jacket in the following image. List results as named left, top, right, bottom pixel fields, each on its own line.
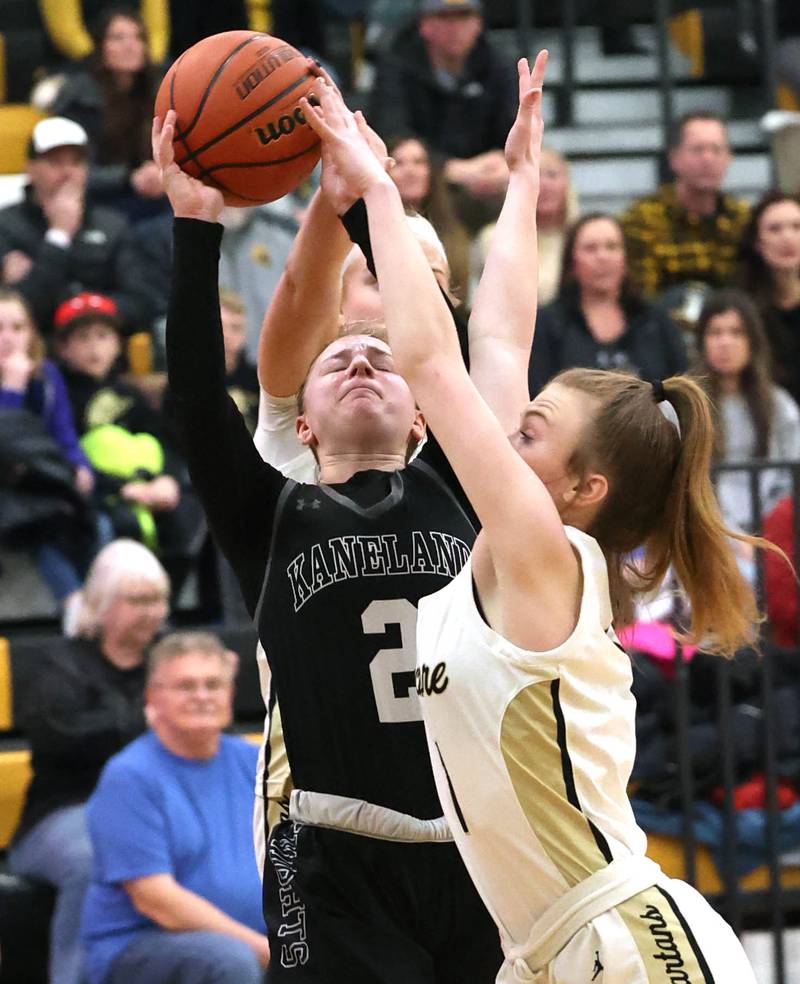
left=369, top=22, right=518, bottom=160
left=13, top=636, right=146, bottom=840
left=0, top=186, right=152, bottom=333
left=528, top=296, right=689, bottom=396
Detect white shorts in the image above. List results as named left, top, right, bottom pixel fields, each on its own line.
left=500, top=877, right=756, bottom=984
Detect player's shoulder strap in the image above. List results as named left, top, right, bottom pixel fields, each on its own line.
left=408, top=457, right=477, bottom=535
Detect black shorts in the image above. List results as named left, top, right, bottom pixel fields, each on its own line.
left=263, top=820, right=502, bottom=984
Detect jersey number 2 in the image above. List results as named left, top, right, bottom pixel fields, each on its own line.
left=362, top=599, right=423, bottom=724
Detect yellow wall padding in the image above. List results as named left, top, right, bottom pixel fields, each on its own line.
left=0, top=638, right=10, bottom=731
left=127, top=332, right=153, bottom=376
left=247, top=0, right=272, bottom=34
left=0, top=104, right=46, bottom=175
left=0, top=749, right=31, bottom=849
left=647, top=833, right=800, bottom=895
left=777, top=83, right=800, bottom=113
left=668, top=9, right=705, bottom=78
left=0, top=32, right=7, bottom=104
left=39, top=0, right=169, bottom=64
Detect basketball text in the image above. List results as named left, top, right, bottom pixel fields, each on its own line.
left=235, top=44, right=298, bottom=100
left=254, top=107, right=308, bottom=147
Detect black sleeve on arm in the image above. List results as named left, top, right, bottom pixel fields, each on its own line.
left=341, top=199, right=376, bottom=277
left=166, top=218, right=287, bottom=612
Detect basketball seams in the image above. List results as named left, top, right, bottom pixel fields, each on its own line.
left=197, top=145, right=319, bottom=204
left=173, top=33, right=267, bottom=144
left=198, top=142, right=320, bottom=176
left=175, top=73, right=315, bottom=168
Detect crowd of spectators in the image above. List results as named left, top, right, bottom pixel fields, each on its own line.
left=2, top=1, right=800, bottom=981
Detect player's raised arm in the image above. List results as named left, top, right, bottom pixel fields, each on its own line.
left=301, top=69, right=577, bottom=590
left=257, top=187, right=351, bottom=397
left=154, top=112, right=285, bottom=612
left=257, top=65, right=363, bottom=399
left=468, top=52, right=548, bottom=434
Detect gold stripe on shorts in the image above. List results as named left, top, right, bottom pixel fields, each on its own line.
left=617, top=885, right=716, bottom=983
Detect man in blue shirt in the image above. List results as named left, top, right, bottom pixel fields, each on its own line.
left=81, top=631, right=267, bottom=984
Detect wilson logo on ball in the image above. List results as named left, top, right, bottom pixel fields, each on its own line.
left=235, top=44, right=298, bottom=100
left=254, top=107, right=308, bottom=146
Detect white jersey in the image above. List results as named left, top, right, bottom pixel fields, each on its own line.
left=417, top=525, right=648, bottom=948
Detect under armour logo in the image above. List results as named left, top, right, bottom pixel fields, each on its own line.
left=592, top=951, right=604, bottom=980
left=296, top=498, right=321, bottom=511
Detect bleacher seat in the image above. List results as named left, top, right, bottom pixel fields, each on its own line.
left=0, top=104, right=45, bottom=174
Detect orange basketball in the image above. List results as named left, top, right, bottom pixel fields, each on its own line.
left=155, top=31, right=322, bottom=206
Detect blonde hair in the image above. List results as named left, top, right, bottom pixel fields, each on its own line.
left=556, top=369, right=784, bottom=657
left=75, top=538, right=169, bottom=639
left=0, top=288, right=45, bottom=370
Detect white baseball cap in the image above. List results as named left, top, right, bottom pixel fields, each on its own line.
left=29, top=117, right=89, bottom=158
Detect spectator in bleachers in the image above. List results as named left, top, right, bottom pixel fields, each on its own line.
left=386, top=133, right=471, bottom=302
left=478, top=145, right=579, bottom=307
left=369, top=0, right=517, bottom=232
left=694, top=288, right=800, bottom=532
left=51, top=6, right=166, bottom=222
left=136, top=181, right=316, bottom=361
left=218, top=288, right=259, bottom=436
left=528, top=213, right=688, bottom=395
left=739, top=190, right=800, bottom=407
left=80, top=631, right=266, bottom=984
left=53, top=291, right=204, bottom=597
left=619, top=111, right=750, bottom=302
left=0, top=117, right=152, bottom=334
left=7, top=538, right=168, bottom=984
left=38, top=0, right=169, bottom=66
left=0, top=287, right=98, bottom=616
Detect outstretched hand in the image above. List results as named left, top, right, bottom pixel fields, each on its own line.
left=300, top=82, right=392, bottom=216
left=151, top=111, right=224, bottom=222
left=504, top=50, right=548, bottom=174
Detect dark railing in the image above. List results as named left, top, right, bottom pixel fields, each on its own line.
left=513, top=0, right=780, bottom=135
left=666, top=459, right=800, bottom=984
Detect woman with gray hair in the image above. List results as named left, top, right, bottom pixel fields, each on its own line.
left=8, top=538, right=169, bottom=984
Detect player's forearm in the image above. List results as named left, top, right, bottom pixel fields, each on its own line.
left=470, top=169, right=539, bottom=352
left=467, top=169, right=539, bottom=428
left=363, top=179, right=460, bottom=381
left=258, top=189, right=351, bottom=396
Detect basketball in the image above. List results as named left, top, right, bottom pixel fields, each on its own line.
left=155, top=31, right=322, bottom=206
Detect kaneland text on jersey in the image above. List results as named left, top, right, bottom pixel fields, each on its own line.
left=287, top=531, right=471, bottom=612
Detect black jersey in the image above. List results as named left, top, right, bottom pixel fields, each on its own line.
left=167, top=218, right=475, bottom=820
left=257, top=464, right=474, bottom=817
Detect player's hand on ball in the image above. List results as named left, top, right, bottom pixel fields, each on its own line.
left=152, top=110, right=224, bottom=223
left=504, top=50, right=548, bottom=175
left=300, top=82, right=392, bottom=215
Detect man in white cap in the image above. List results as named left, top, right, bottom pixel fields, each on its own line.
left=369, top=0, right=517, bottom=231
left=0, top=116, right=151, bottom=334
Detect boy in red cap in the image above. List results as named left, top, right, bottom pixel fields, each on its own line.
left=54, top=292, right=203, bottom=596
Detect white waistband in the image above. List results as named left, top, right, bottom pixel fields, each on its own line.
left=289, top=790, right=454, bottom=843
left=502, top=855, right=662, bottom=977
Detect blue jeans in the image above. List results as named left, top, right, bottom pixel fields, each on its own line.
left=7, top=804, right=93, bottom=984
left=105, top=930, right=264, bottom=984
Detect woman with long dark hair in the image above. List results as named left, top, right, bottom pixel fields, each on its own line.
left=739, top=189, right=800, bottom=404
left=53, top=4, right=165, bottom=220
left=528, top=211, right=688, bottom=394
left=694, top=288, right=800, bottom=531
